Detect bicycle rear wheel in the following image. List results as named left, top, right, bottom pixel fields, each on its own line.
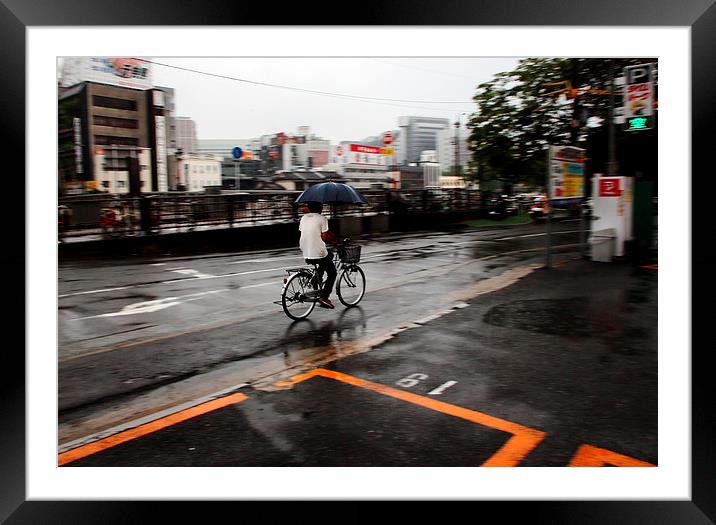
left=337, top=265, right=366, bottom=307
left=282, top=272, right=318, bottom=320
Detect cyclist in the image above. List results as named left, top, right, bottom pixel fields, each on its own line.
left=298, top=201, right=337, bottom=309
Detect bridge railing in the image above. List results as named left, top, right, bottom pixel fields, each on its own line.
left=57, top=189, right=485, bottom=239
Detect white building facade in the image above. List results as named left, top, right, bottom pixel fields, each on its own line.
left=330, top=142, right=392, bottom=189
left=93, top=146, right=153, bottom=194
left=175, top=154, right=223, bottom=192
left=436, top=127, right=470, bottom=175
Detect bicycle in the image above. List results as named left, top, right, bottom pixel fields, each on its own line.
left=279, top=239, right=366, bottom=321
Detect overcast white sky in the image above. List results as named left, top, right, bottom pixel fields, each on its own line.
left=147, top=57, right=522, bottom=144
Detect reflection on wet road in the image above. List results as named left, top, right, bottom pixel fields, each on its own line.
left=58, top=222, right=584, bottom=440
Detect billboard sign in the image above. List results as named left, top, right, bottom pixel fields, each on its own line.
left=348, top=144, right=385, bottom=166
left=548, top=145, right=586, bottom=204
left=63, top=57, right=152, bottom=90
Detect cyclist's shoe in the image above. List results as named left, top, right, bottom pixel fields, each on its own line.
left=318, top=297, right=335, bottom=309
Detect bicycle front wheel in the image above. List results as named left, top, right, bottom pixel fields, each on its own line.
left=282, top=272, right=318, bottom=320
left=337, top=265, right=366, bottom=307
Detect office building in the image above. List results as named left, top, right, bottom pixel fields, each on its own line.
left=58, top=81, right=171, bottom=193
left=397, top=116, right=450, bottom=165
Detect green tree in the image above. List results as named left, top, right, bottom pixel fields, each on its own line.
left=468, top=58, right=657, bottom=189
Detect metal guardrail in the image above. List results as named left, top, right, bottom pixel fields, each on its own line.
left=57, top=189, right=487, bottom=240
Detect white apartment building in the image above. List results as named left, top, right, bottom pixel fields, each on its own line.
left=436, top=127, right=470, bottom=175
left=175, top=154, right=223, bottom=192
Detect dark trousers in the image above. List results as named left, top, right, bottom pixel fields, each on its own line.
left=306, top=253, right=337, bottom=299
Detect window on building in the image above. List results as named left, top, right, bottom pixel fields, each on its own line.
left=94, top=135, right=139, bottom=146
left=92, top=95, right=137, bottom=111
left=93, top=115, right=139, bottom=129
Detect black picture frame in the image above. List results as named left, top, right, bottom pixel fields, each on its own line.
left=3, top=0, right=710, bottom=522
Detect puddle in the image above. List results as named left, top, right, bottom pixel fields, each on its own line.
left=484, top=297, right=593, bottom=337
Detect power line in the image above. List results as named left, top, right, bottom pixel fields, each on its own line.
left=141, top=58, right=474, bottom=106
left=367, top=58, right=480, bottom=81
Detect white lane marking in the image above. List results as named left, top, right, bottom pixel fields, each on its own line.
left=241, top=282, right=277, bottom=289
left=170, top=268, right=215, bottom=279
left=73, top=289, right=228, bottom=320
left=58, top=286, right=130, bottom=299
left=227, top=255, right=300, bottom=265
left=496, top=230, right=582, bottom=241
left=428, top=381, right=458, bottom=396
left=160, top=266, right=284, bottom=284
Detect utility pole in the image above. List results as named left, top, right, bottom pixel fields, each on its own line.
left=454, top=116, right=460, bottom=177
left=607, top=60, right=618, bottom=177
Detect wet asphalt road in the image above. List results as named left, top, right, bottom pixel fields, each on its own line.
left=58, top=221, right=583, bottom=414
left=55, top=219, right=657, bottom=468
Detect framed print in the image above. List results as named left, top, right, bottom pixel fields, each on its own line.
left=3, top=0, right=712, bottom=521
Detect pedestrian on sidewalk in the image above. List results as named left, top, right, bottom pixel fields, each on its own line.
left=299, top=201, right=337, bottom=309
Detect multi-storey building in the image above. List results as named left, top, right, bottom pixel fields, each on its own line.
left=436, top=126, right=470, bottom=176
left=175, top=117, right=198, bottom=154
left=155, top=86, right=177, bottom=153
left=58, top=81, right=173, bottom=194
left=329, top=142, right=392, bottom=189
left=175, top=154, right=223, bottom=192
left=397, top=116, right=450, bottom=165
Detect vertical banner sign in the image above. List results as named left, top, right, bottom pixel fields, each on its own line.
left=623, top=63, right=654, bottom=131
left=155, top=116, right=168, bottom=192
left=153, top=90, right=168, bottom=192
left=73, top=117, right=83, bottom=176
left=548, top=145, right=586, bottom=204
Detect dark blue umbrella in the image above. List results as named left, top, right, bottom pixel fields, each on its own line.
left=295, top=181, right=367, bottom=205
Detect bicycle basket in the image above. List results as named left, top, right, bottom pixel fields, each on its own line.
left=340, top=245, right=361, bottom=264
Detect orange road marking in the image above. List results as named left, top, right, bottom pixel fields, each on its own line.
left=568, top=444, right=655, bottom=467
left=276, top=368, right=546, bottom=467
left=58, top=392, right=248, bottom=466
